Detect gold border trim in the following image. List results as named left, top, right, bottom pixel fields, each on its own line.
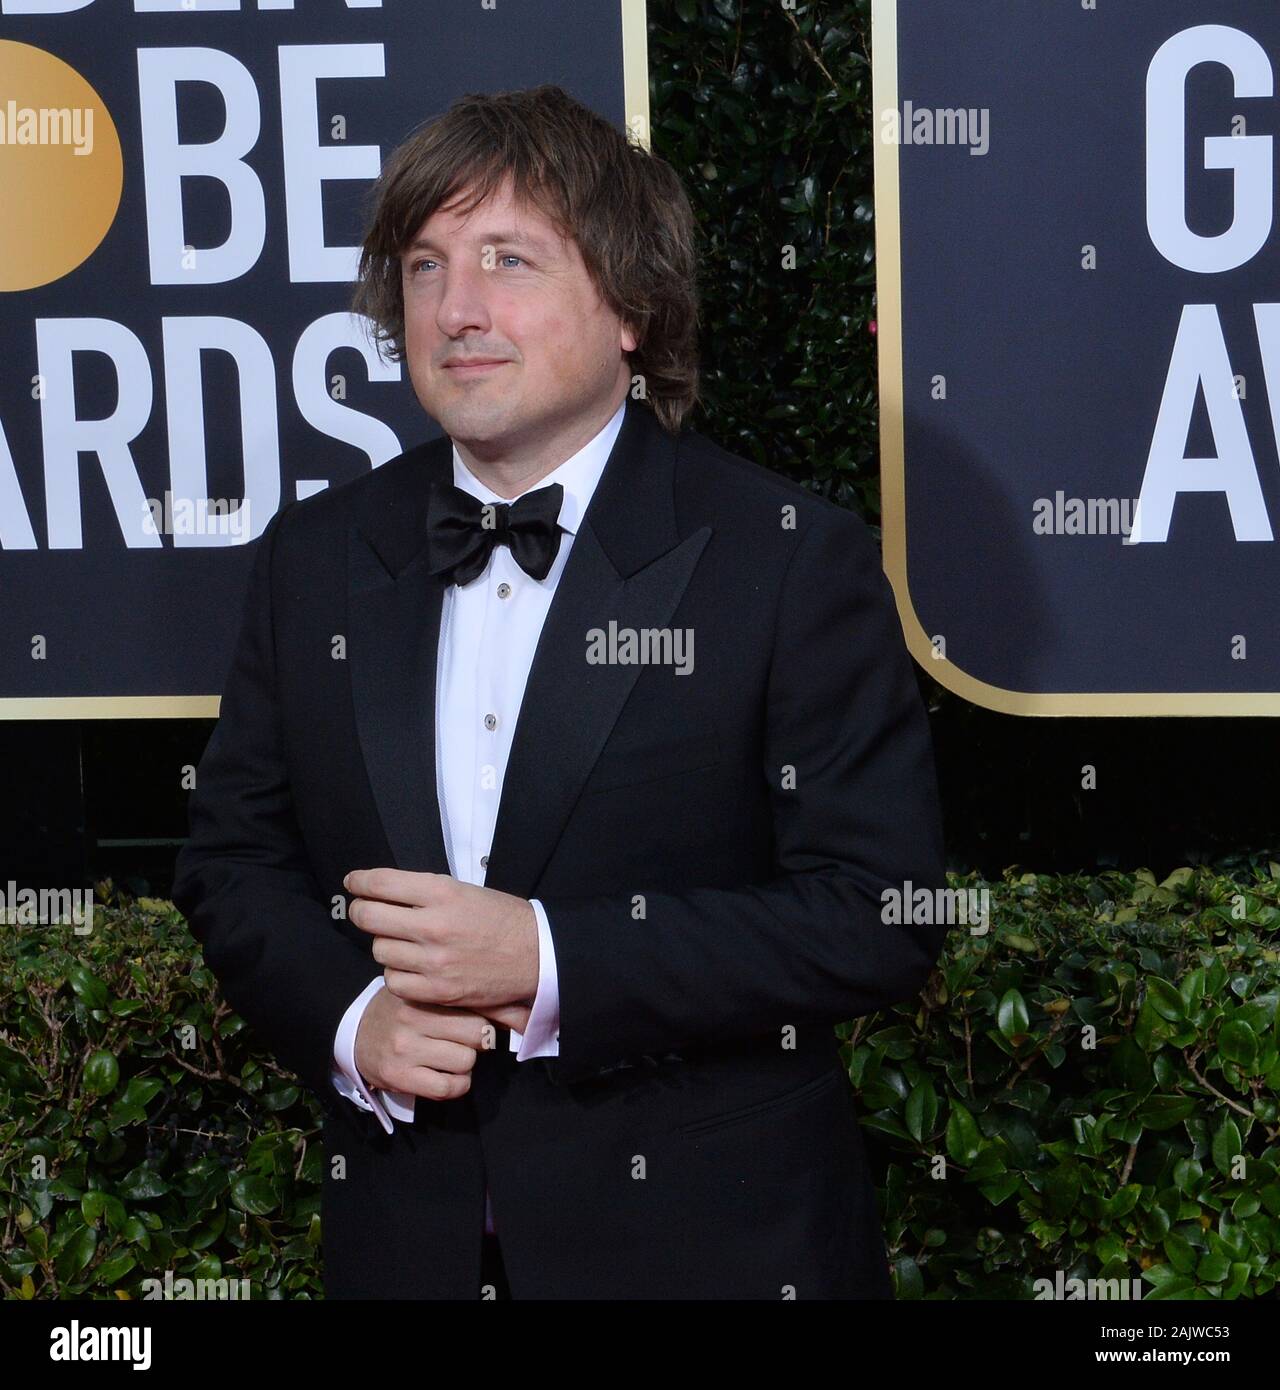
left=0, top=697, right=220, bottom=720
left=622, top=0, right=651, bottom=149
left=3, top=3, right=652, bottom=723
left=871, top=0, right=1274, bottom=716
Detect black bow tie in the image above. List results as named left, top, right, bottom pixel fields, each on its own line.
left=426, top=479, right=565, bottom=586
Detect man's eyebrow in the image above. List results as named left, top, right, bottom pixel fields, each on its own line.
left=401, top=229, right=555, bottom=258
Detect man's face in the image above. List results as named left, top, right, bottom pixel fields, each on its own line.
left=397, top=175, right=636, bottom=457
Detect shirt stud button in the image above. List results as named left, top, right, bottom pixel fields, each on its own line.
left=497, top=582, right=512, bottom=599
left=484, top=713, right=497, bottom=731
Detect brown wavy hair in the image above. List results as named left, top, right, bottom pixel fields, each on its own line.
left=351, top=85, right=701, bottom=435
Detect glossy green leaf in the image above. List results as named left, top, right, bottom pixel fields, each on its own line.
left=83, top=1050, right=119, bottom=1097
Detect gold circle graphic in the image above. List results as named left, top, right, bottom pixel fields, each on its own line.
left=0, top=41, right=123, bottom=292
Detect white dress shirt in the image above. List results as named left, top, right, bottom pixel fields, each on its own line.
left=329, top=397, right=626, bottom=1158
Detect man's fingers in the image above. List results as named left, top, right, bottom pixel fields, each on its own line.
left=371, top=936, right=433, bottom=972
left=344, top=867, right=448, bottom=907
left=395, top=999, right=496, bottom=1050
left=426, top=1007, right=499, bottom=1052
left=384, top=967, right=445, bottom=1005
left=350, top=898, right=430, bottom=943
left=382, top=1037, right=487, bottom=1100
left=386, top=1067, right=473, bottom=1102
left=412, top=1037, right=479, bottom=1075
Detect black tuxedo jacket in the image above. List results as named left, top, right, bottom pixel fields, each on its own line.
left=171, top=395, right=947, bottom=1300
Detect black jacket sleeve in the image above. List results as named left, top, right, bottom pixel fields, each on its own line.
left=170, top=504, right=380, bottom=1113
left=538, top=506, right=948, bottom=1086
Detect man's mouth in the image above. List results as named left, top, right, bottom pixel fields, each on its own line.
left=444, top=359, right=511, bottom=376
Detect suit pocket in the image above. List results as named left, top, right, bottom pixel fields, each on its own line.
left=677, top=1067, right=844, bottom=1139
left=587, top=725, right=721, bottom=793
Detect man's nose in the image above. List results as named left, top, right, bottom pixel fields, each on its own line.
left=435, top=256, right=494, bottom=338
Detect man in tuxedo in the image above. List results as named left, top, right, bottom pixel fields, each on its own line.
left=171, top=85, right=947, bottom=1300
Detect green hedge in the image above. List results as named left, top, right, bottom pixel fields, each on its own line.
left=0, top=891, right=323, bottom=1300
left=3, top=865, right=1277, bottom=1300
left=652, top=0, right=881, bottom=521
left=853, top=864, right=1280, bottom=1300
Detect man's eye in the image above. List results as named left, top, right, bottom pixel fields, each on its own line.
left=407, top=256, right=523, bottom=273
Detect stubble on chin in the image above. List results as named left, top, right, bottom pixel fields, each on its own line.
left=436, top=390, right=512, bottom=440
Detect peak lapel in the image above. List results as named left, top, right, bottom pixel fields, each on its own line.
left=346, top=402, right=711, bottom=895
left=347, top=438, right=453, bottom=874
left=484, top=400, right=712, bottom=899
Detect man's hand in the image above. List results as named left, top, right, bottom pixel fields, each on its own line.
left=354, top=986, right=495, bottom=1100
left=344, top=868, right=540, bottom=1015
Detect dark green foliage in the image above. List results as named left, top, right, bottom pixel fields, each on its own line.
left=0, top=889, right=323, bottom=1300
left=652, top=0, right=881, bottom=521
left=3, top=865, right=1277, bottom=1300
left=845, top=864, right=1280, bottom=1300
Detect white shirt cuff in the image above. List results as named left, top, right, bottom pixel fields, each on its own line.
left=510, top=898, right=560, bottom=1059
left=331, top=975, right=415, bottom=1131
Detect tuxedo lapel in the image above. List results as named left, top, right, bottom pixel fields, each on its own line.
left=347, top=438, right=453, bottom=875
left=346, top=398, right=711, bottom=894
left=484, top=399, right=711, bottom=899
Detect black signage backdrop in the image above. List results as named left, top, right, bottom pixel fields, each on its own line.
left=885, top=0, right=1280, bottom=709
left=0, top=0, right=635, bottom=710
